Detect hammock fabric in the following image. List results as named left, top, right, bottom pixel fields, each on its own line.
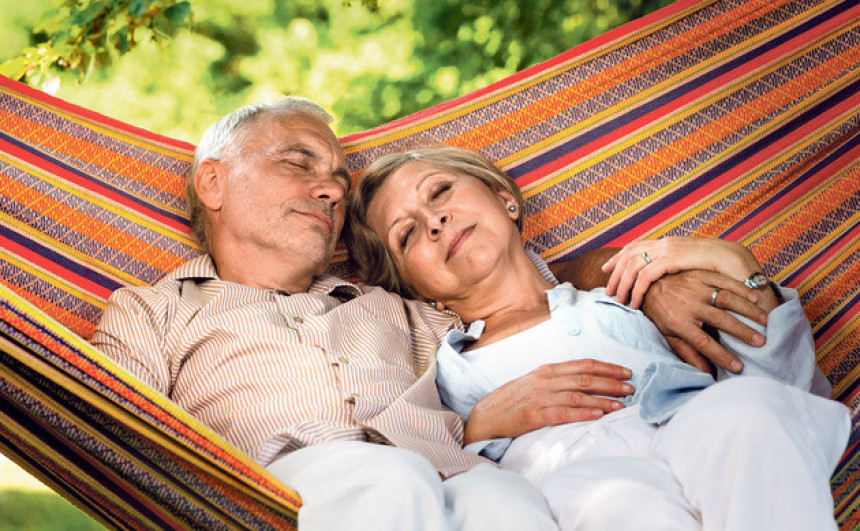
left=0, top=0, right=858, bottom=528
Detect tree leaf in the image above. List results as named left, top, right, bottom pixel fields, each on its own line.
left=0, top=57, right=28, bottom=80
left=128, top=0, right=148, bottom=17
left=163, top=2, right=191, bottom=23
left=70, top=2, right=107, bottom=26
left=112, top=30, right=131, bottom=55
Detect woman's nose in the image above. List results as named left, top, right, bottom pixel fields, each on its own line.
left=429, top=214, right=449, bottom=236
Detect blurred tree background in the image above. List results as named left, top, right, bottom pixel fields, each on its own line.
left=2, top=0, right=674, bottom=142
left=0, top=0, right=673, bottom=527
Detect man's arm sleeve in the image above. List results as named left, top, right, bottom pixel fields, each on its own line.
left=91, top=287, right=172, bottom=395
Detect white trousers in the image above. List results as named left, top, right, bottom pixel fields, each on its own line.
left=266, top=441, right=557, bottom=530
left=501, top=377, right=851, bottom=531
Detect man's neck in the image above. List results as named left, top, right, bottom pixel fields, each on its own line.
left=210, top=248, right=321, bottom=293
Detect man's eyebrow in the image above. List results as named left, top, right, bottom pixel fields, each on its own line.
left=270, top=144, right=316, bottom=158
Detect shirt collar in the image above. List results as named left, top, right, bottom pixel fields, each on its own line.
left=169, top=255, right=362, bottom=299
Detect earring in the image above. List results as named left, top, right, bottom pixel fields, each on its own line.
left=508, top=205, right=516, bottom=212
left=429, top=301, right=437, bottom=309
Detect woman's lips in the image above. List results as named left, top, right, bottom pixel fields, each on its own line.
left=447, top=225, right=475, bottom=261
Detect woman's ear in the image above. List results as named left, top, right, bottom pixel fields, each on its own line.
left=194, top=160, right=225, bottom=211
left=497, top=189, right=519, bottom=221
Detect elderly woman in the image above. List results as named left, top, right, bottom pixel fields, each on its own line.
left=347, top=146, right=849, bottom=530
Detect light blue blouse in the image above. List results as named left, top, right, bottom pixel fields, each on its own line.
left=436, top=282, right=825, bottom=461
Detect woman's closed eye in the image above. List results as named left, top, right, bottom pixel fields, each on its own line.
left=432, top=184, right=451, bottom=199
left=399, top=226, right=414, bottom=249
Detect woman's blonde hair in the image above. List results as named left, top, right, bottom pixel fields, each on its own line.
left=346, top=145, right=523, bottom=299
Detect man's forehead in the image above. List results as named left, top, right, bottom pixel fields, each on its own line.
left=266, top=114, right=343, bottom=154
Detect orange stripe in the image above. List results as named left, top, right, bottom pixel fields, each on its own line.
left=448, top=0, right=791, bottom=152
left=522, top=37, right=857, bottom=242
left=0, top=278, right=97, bottom=338
left=0, top=109, right=188, bottom=199
left=4, top=178, right=187, bottom=276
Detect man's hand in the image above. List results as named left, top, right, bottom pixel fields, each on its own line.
left=463, top=359, right=633, bottom=445
left=640, top=269, right=768, bottom=373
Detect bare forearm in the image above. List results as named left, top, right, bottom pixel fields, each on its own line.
left=549, top=247, right=620, bottom=290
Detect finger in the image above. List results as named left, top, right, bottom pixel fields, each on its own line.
left=536, top=372, right=634, bottom=398
left=533, top=406, right=607, bottom=428
left=712, top=288, right=767, bottom=326
left=702, top=302, right=765, bottom=347
left=666, top=337, right=712, bottom=374
left=539, top=395, right=627, bottom=426
left=601, top=251, right=621, bottom=273
left=539, top=359, right=633, bottom=380
left=613, top=260, right=644, bottom=304
left=676, top=324, right=744, bottom=372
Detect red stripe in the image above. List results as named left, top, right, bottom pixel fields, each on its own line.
left=723, top=136, right=860, bottom=241
left=603, top=95, right=860, bottom=246
left=339, top=0, right=707, bottom=145
left=516, top=4, right=860, bottom=188
left=0, top=233, right=113, bottom=300
left=815, top=289, right=860, bottom=348
left=0, top=137, right=190, bottom=234
left=0, top=75, right=195, bottom=153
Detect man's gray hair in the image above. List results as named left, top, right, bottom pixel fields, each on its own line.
left=186, top=97, right=334, bottom=252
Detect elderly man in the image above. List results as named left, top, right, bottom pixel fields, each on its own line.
left=92, top=97, right=769, bottom=529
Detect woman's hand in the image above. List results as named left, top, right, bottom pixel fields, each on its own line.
left=601, top=237, right=763, bottom=309
left=463, top=359, right=634, bottom=444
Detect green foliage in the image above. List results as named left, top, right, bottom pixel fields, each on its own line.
left=0, top=490, right=103, bottom=530
left=0, top=0, right=192, bottom=87
left=0, top=0, right=674, bottom=142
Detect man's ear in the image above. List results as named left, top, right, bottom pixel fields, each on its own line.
left=194, top=159, right=225, bottom=211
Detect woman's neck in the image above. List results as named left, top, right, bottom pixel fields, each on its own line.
left=445, top=252, right=555, bottom=349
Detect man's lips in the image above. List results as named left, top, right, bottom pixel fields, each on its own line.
left=447, top=225, right=475, bottom=261
left=300, top=210, right=334, bottom=233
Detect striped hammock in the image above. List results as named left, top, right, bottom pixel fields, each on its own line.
left=1, top=0, right=858, bottom=528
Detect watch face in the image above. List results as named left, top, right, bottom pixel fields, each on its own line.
left=745, top=272, right=767, bottom=289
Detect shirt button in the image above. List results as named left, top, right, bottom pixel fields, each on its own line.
left=345, top=394, right=357, bottom=405
left=568, top=328, right=580, bottom=336
left=294, top=316, right=304, bottom=324
left=338, top=356, right=349, bottom=364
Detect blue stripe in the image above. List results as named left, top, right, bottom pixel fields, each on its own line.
left=0, top=131, right=189, bottom=227
left=0, top=223, right=123, bottom=292
left=506, top=0, right=859, bottom=180
left=718, top=131, right=860, bottom=244
left=574, top=76, right=860, bottom=254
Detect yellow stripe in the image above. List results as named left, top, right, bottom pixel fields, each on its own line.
left=0, top=153, right=196, bottom=287
left=342, top=1, right=715, bottom=153
left=529, top=36, right=857, bottom=260
left=0, top=282, right=302, bottom=512
left=644, top=107, right=859, bottom=243
left=0, top=247, right=105, bottom=309
left=497, top=0, right=836, bottom=171
left=0, top=86, right=195, bottom=159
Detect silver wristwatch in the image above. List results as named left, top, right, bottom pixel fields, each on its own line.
left=744, top=271, right=768, bottom=289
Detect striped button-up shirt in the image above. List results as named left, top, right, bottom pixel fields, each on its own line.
left=92, top=255, right=490, bottom=477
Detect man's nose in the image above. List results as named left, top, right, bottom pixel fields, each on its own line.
left=311, top=173, right=346, bottom=205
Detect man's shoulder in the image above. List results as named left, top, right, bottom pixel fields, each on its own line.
left=107, top=255, right=212, bottom=303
